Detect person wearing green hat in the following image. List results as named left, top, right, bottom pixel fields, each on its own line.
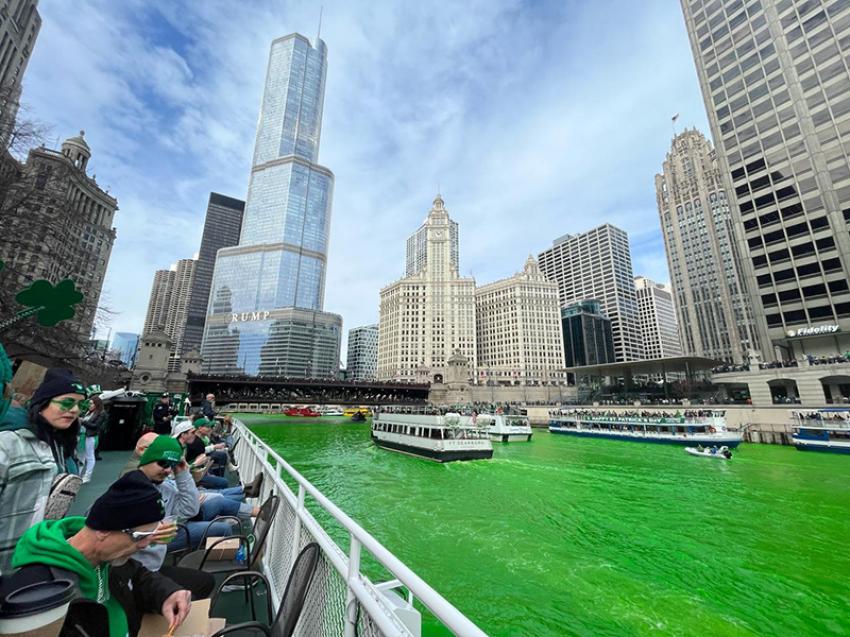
left=133, top=435, right=215, bottom=600
left=3, top=470, right=191, bottom=637
left=184, top=417, right=230, bottom=489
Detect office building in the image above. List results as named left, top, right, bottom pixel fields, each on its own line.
left=378, top=195, right=477, bottom=382
left=634, top=276, right=683, bottom=360
left=0, top=132, right=117, bottom=340
left=475, top=256, right=565, bottom=385
left=346, top=324, right=379, bottom=380
left=406, top=208, right=459, bottom=276
left=538, top=224, right=643, bottom=362
left=681, top=0, right=850, bottom=360
left=0, top=0, right=40, bottom=143
left=111, top=331, right=139, bottom=367
left=201, top=33, right=342, bottom=377
left=656, top=129, right=761, bottom=363
left=561, top=301, right=616, bottom=368
left=182, top=192, right=244, bottom=358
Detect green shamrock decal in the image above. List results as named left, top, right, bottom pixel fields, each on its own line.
left=14, top=279, right=84, bottom=326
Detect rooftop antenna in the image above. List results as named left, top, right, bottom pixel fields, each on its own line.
left=671, top=113, right=679, bottom=139
left=317, top=5, right=323, bottom=40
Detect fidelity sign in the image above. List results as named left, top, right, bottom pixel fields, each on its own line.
left=786, top=324, right=840, bottom=337
left=231, top=311, right=271, bottom=323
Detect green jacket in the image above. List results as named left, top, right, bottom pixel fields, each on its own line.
left=0, top=408, right=57, bottom=575
left=13, top=517, right=130, bottom=637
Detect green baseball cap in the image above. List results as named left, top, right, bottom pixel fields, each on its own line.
left=139, top=434, right=183, bottom=466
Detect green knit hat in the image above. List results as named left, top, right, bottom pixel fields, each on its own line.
left=139, top=434, right=183, bottom=466
left=193, top=417, right=213, bottom=429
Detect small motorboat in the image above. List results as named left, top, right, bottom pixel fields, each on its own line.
left=685, top=445, right=732, bottom=460
left=351, top=411, right=367, bottom=422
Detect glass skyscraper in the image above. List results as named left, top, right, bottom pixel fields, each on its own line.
left=201, top=34, right=341, bottom=377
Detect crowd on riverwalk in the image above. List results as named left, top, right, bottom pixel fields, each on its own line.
left=713, top=351, right=850, bottom=374
left=550, top=408, right=721, bottom=422
left=0, top=344, right=266, bottom=636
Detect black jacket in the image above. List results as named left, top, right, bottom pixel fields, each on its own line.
left=81, top=411, right=107, bottom=438
left=0, top=558, right=181, bottom=637
left=200, top=400, right=216, bottom=420
left=152, top=403, right=175, bottom=434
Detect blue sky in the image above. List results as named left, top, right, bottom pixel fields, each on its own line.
left=24, top=0, right=710, bottom=354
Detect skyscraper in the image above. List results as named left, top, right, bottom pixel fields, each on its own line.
left=0, top=0, right=41, bottom=143
left=634, top=276, right=683, bottom=360
left=406, top=210, right=459, bottom=277
left=142, top=269, right=175, bottom=336
left=164, top=258, right=196, bottom=371
left=346, top=324, right=379, bottom=380
left=475, top=256, right=565, bottom=385
left=201, top=33, right=342, bottom=377
left=183, top=193, right=244, bottom=358
left=538, top=224, right=643, bottom=362
left=378, top=195, right=476, bottom=381
left=681, top=0, right=850, bottom=360
left=656, top=129, right=759, bottom=363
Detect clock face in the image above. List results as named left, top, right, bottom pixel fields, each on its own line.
left=434, top=229, right=444, bottom=238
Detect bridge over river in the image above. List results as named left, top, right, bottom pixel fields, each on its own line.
left=187, top=373, right=430, bottom=407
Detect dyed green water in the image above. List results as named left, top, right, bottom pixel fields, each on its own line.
left=239, top=415, right=850, bottom=636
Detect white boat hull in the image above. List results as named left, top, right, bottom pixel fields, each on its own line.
left=684, top=446, right=731, bottom=459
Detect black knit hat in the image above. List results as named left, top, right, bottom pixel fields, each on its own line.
left=86, top=470, right=164, bottom=531
left=30, top=368, right=85, bottom=405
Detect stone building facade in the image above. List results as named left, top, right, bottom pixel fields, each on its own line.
left=0, top=132, right=118, bottom=341
left=655, top=129, right=759, bottom=363
left=378, top=195, right=477, bottom=382
left=475, top=256, right=565, bottom=385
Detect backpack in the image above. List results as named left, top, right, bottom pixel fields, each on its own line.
left=44, top=473, right=82, bottom=520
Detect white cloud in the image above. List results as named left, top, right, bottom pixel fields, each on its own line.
left=24, top=0, right=710, bottom=354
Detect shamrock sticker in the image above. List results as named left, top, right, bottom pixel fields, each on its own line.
left=13, top=279, right=84, bottom=327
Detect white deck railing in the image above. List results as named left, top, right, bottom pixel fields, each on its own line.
left=231, top=419, right=489, bottom=637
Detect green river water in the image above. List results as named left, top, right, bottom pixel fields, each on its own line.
left=239, top=414, right=850, bottom=637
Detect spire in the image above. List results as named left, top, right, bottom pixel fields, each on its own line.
left=432, top=193, right=444, bottom=209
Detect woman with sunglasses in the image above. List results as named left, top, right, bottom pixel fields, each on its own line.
left=0, top=367, right=87, bottom=573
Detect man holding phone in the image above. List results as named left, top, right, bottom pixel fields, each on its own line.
left=132, top=435, right=214, bottom=600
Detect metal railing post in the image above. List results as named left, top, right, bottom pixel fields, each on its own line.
left=344, top=536, right=362, bottom=637
left=291, top=484, right=305, bottom=570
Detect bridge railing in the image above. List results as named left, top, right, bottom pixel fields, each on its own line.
left=231, top=419, right=489, bottom=637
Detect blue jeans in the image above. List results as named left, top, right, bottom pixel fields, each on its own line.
left=199, top=474, right=229, bottom=489
left=200, top=494, right=253, bottom=520
left=200, top=486, right=243, bottom=501
left=168, top=520, right=235, bottom=553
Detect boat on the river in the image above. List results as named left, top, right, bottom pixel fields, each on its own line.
left=461, top=413, right=532, bottom=442
left=372, top=410, right=493, bottom=462
left=685, top=445, right=732, bottom=459
left=317, top=405, right=345, bottom=417
left=284, top=406, right=321, bottom=417
left=343, top=406, right=370, bottom=417
left=351, top=411, right=366, bottom=422
left=549, top=409, right=742, bottom=447
left=792, top=408, right=850, bottom=453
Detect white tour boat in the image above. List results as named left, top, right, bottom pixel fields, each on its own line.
left=459, top=413, right=533, bottom=442
left=792, top=408, right=850, bottom=454
left=317, top=405, right=345, bottom=417
left=372, top=411, right=494, bottom=462
left=549, top=409, right=742, bottom=447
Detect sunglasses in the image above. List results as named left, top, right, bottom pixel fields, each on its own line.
left=156, top=460, right=180, bottom=469
left=50, top=398, right=90, bottom=412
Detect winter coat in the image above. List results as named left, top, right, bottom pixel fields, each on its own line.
left=81, top=410, right=107, bottom=438
left=151, top=404, right=175, bottom=434
left=0, top=408, right=58, bottom=575
left=6, top=517, right=181, bottom=637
